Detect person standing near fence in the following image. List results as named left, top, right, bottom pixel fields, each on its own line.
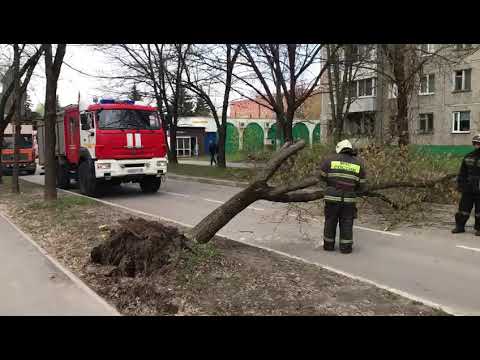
left=209, top=140, right=217, bottom=166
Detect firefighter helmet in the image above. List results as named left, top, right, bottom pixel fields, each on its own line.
left=473, top=134, right=480, bottom=145
left=336, top=139, right=353, bottom=154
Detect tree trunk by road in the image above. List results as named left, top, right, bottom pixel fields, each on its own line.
left=11, top=45, right=22, bottom=194
left=43, top=44, right=66, bottom=201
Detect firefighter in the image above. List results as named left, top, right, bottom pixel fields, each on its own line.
left=316, top=139, right=367, bottom=254
left=452, top=134, right=480, bottom=235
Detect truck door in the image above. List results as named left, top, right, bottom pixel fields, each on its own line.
left=65, top=108, right=80, bottom=164
left=80, top=111, right=96, bottom=158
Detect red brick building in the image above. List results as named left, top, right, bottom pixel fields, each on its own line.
left=229, top=93, right=322, bottom=120
left=229, top=97, right=275, bottom=119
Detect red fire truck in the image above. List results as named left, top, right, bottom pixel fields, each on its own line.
left=37, top=97, right=168, bottom=197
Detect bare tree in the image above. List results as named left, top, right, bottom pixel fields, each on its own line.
left=43, top=44, right=67, bottom=201
left=229, top=44, right=335, bottom=143
left=325, top=44, right=375, bottom=143
left=0, top=44, right=44, bottom=185
left=100, top=44, right=191, bottom=164
left=182, top=44, right=241, bottom=168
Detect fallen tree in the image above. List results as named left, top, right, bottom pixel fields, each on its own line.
left=185, top=140, right=457, bottom=244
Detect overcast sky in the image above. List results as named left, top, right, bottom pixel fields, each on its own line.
left=29, top=45, right=119, bottom=109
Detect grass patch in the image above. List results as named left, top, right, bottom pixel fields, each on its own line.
left=168, top=163, right=254, bottom=182
left=24, top=195, right=97, bottom=212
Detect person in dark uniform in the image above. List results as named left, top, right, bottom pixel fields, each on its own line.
left=316, top=139, right=367, bottom=254
left=452, top=134, right=480, bottom=235
left=208, top=140, right=218, bottom=166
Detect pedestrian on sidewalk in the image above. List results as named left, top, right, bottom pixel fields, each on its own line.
left=452, top=134, right=480, bottom=235
left=316, top=139, right=367, bottom=254
left=209, top=140, right=218, bottom=166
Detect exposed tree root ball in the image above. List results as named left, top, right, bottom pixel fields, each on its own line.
left=91, top=218, right=193, bottom=277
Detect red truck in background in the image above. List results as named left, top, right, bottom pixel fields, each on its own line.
left=1, top=124, right=37, bottom=175
left=37, top=97, right=168, bottom=197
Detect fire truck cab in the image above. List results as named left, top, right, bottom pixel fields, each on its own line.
left=37, top=97, right=168, bottom=197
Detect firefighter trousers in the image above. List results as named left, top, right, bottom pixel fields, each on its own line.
left=455, top=192, right=480, bottom=230
left=323, top=201, right=355, bottom=249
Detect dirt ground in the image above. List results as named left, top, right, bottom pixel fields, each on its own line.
left=0, top=179, right=448, bottom=316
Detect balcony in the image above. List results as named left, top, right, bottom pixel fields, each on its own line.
left=348, top=97, right=376, bottom=113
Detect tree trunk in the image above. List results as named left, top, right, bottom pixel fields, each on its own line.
left=396, top=87, right=409, bottom=146
left=217, top=124, right=227, bottom=168
left=11, top=45, right=22, bottom=194
left=44, top=77, right=58, bottom=201
left=11, top=122, right=20, bottom=194
left=186, top=182, right=266, bottom=243
left=392, top=45, right=410, bottom=146
left=168, top=125, right=178, bottom=164
left=283, top=112, right=294, bottom=142
left=43, top=44, right=67, bottom=201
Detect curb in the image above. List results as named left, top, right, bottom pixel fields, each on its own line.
left=0, top=211, right=121, bottom=316
left=167, top=173, right=249, bottom=188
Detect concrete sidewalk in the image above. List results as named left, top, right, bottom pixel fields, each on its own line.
left=0, top=213, right=119, bottom=316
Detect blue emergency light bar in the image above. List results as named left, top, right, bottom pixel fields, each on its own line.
left=99, top=98, right=135, bottom=105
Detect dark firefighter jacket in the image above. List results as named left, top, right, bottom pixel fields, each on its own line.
left=319, top=152, right=367, bottom=203
left=458, top=148, right=480, bottom=193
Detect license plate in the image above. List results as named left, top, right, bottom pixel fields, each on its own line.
left=127, top=168, right=143, bottom=174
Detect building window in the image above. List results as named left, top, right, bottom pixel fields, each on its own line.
left=453, top=69, right=472, bottom=91
left=420, top=74, right=435, bottom=95
left=350, top=78, right=376, bottom=98
left=418, top=113, right=434, bottom=134
left=452, top=111, right=471, bottom=133
left=419, top=44, right=434, bottom=55
left=176, top=137, right=191, bottom=157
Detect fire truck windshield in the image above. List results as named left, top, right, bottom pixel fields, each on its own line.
left=1, top=135, right=33, bottom=149
left=97, top=109, right=161, bottom=130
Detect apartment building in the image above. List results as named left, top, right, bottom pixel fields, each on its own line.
left=320, top=44, right=480, bottom=151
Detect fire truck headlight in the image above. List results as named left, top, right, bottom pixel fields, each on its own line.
left=97, top=163, right=111, bottom=170
left=157, top=160, right=167, bottom=167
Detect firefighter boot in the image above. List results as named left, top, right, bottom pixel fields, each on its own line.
left=339, top=243, right=353, bottom=254
left=452, top=212, right=469, bottom=234
left=323, top=238, right=335, bottom=251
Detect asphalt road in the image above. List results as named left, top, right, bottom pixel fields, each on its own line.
left=23, top=173, right=480, bottom=315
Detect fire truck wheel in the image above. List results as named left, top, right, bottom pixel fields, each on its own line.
left=79, top=161, right=99, bottom=197
left=140, top=176, right=161, bottom=193
left=56, top=161, right=70, bottom=189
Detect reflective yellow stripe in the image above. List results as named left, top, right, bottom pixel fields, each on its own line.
left=328, top=172, right=360, bottom=182
left=324, top=195, right=357, bottom=203
left=359, top=179, right=367, bottom=183
left=331, top=161, right=360, bottom=174
left=340, top=239, right=353, bottom=244
left=323, top=237, right=335, bottom=243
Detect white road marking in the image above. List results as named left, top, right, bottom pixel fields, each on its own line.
left=202, top=198, right=224, bottom=204
left=160, top=191, right=191, bottom=198
left=22, top=178, right=460, bottom=315
left=456, top=245, right=480, bottom=253
left=355, top=225, right=401, bottom=237
left=287, top=213, right=401, bottom=237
